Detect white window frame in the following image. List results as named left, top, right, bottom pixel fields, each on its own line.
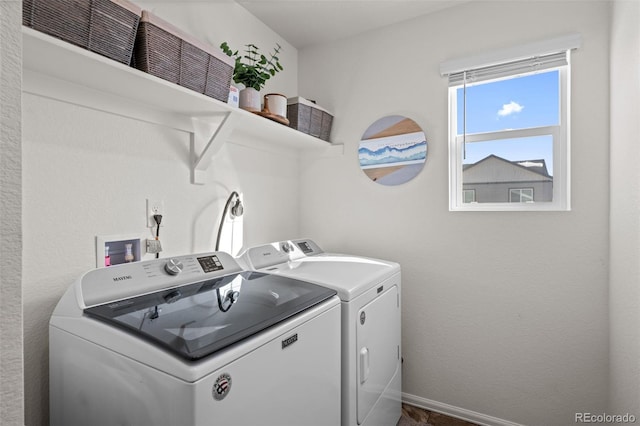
left=442, top=34, right=580, bottom=212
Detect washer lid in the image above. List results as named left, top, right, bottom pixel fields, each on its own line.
left=84, top=271, right=336, bottom=361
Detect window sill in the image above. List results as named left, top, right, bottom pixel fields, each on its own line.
left=450, top=202, right=571, bottom=212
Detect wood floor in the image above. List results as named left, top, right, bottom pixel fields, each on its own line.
left=397, top=403, right=479, bottom=426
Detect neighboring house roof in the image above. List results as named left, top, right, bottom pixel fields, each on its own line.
left=463, top=154, right=551, bottom=177
left=463, top=154, right=552, bottom=185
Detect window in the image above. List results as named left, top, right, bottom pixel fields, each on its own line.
left=509, top=188, right=534, bottom=203
left=463, top=189, right=476, bottom=203
left=441, top=34, right=580, bottom=211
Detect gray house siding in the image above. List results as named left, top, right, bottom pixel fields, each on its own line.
left=463, top=155, right=553, bottom=203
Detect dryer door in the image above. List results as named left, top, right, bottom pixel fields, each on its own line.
left=356, top=284, right=400, bottom=424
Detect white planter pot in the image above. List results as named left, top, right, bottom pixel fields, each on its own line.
left=238, top=87, right=261, bottom=112
left=263, top=93, right=287, bottom=118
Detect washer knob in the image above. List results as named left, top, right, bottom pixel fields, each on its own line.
left=281, top=242, right=294, bottom=253
left=164, top=258, right=183, bottom=276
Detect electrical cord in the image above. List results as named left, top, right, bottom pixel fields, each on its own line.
left=154, top=214, right=163, bottom=258
left=215, top=191, right=243, bottom=251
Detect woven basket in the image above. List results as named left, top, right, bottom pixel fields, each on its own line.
left=22, top=0, right=34, bottom=26
left=23, top=0, right=141, bottom=65
left=287, top=97, right=333, bottom=142
left=133, top=11, right=234, bottom=103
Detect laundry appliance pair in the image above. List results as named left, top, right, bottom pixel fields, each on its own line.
left=50, top=240, right=401, bottom=426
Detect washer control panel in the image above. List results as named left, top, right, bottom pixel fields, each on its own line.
left=80, top=251, right=242, bottom=308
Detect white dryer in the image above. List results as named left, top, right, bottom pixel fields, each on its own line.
left=50, top=251, right=341, bottom=426
left=239, top=239, right=402, bottom=426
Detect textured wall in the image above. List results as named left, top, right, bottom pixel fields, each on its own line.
left=0, top=0, right=24, bottom=425
left=298, top=2, right=611, bottom=425
left=21, top=3, right=301, bottom=424
left=15, top=1, right=639, bottom=425
left=609, top=0, right=640, bottom=418
left=22, top=97, right=303, bottom=426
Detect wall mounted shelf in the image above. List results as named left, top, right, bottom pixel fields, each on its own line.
left=22, top=27, right=341, bottom=184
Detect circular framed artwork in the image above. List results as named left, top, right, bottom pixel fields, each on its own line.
left=358, top=115, right=427, bottom=185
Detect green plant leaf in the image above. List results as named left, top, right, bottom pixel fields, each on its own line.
left=221, top=41, right=284, bottom=90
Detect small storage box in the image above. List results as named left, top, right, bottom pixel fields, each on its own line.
left=287, top=97, right=333, bottom=142
left=133, top=11, right=235, bottom=103
left=23, top=0, right=141, bottom=65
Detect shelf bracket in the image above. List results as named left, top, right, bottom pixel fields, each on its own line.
left=190, top=112, right=237, bottom=185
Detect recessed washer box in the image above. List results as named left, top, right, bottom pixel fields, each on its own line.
left=96, top=234, right=142, bottom=268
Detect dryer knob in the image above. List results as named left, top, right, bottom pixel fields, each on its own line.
left=164, top=258, right=184, bottom=276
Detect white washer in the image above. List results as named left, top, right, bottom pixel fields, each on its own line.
left=239, top=239, right=402, bottom=426
left=50, top=251, right=341, bottom=426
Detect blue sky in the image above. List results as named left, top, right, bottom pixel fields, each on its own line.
left=457, top=70, right=559, bottom=172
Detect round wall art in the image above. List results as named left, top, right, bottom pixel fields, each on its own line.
left=358, top=115, right=427, bottom=186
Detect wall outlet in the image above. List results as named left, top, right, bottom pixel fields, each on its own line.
left=146, top=198, right=164, bottom=228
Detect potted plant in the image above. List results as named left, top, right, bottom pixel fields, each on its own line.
left=220, top=41, right=284, bottom=112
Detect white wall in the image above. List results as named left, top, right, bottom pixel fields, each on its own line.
left=0, top=1, right=24, bottom=424
left=298, top=2, right=611, bottom=425
left=22, top=101, right=301, bottom=426
left=609, top=0, right=640, bottom=417
left=16, top=1, right=638, bottom=425
left=21, top=3, right=300, bottom=425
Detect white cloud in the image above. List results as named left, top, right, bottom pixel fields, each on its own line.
left=498, top=101, right=524, bottom=117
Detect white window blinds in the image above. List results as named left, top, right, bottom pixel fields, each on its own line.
left=440, top=33, right=581, bottom=86
left=446, top=51, right=568, bottom=86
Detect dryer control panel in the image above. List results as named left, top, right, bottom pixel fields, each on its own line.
left=80, top=251, right=243, bottom=307
left=240, top=239, right=324, bottom=270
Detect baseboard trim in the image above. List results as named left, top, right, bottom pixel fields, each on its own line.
left=401, top=393, right=525, bottom=426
